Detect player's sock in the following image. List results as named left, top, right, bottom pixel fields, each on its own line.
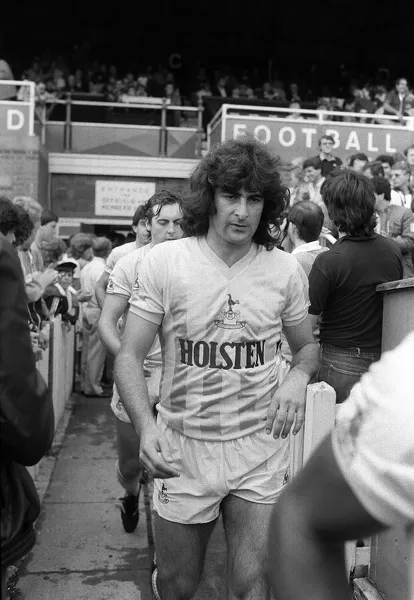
left=152, top=568, right=162, bottom=600
left=116, top=460, right=141, bottom=495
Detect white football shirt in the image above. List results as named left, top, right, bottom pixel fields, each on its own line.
left=129, top=236, right=309, bottom=441
left=104, top=241, right=137, bottom=275
left=107, top=243, right=161, bottom=368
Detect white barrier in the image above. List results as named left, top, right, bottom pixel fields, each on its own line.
left=27, top=316, right=75, bottom=481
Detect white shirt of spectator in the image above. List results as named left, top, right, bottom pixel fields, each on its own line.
left=332, top=332, right=414, bottom=600
left=291, top=241, right=324, bottom=255
left=390, top=189, right=413, bottom=210
left=80, top=256, right=106, bottom=310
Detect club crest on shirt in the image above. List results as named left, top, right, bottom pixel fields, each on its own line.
left=214, top=294, right=246, bottom=329
left=158, top=483, right=169, bottom=504
left=133, top=274, right=139, bottom=291
left=107, top=277, right=115, bottom=293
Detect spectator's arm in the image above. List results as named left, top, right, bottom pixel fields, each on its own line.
left=391, top=210, right=414, bottom=254
left=0, top=237, right=54, bottom=466
left=95, top=270, right=109, bottom=309
left=268, top=435, right=386, bottom=600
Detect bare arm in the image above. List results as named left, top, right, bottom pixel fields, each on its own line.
left=266, top=316, right=319, bottom=438
left=268, top=435, right=385, bottom=600
left=98, top=294, right=129, bottom=355
left=95, top=270, right=109, bottom=309
left=114, top=311, right=179, bottom=478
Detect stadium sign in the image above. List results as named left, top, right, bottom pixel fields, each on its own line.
left=0, top=102, right=33, bottom=137
left=223, top=117, right=414, bottom=162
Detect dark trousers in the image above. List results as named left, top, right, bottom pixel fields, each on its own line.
left=317, top=343, right=381, bottom=404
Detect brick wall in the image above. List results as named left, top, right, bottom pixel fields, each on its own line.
left=0, top=135, right=48, bottom=205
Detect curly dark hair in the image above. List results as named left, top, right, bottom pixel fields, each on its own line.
left=143, top=189, right=183, bottom=221
left=14, top=205, right=35, bottom=246
left=0, top=196, right=20, bottom=236
left=181, top=138, right=289, bottom=250
left=321, top=170, right=376, bottom=237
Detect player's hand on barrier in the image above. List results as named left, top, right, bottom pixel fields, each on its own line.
left=264, top=368, right=308, bottom=439
left=139, top=427, right=180, bottom=480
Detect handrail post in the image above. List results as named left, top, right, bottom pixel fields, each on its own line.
left=40, top=103, right=47, bottom=145
left=195, top=97, right=204, bottom=159
left=63, top=94, right=72, bottom=152
left=159, top=100, right=167, bottom=157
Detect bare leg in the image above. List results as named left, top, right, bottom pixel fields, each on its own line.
left=154, top=514, right=217, bottom=600
left=115, top=419, right=142, bottom=492
left=222, top=495, right=273, bottom=600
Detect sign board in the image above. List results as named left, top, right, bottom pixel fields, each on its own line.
left=0, top=103, right=32, bottom=137
left=95, top=180, right=156, bottom=216
left=224, top=117, right=414, bottom=162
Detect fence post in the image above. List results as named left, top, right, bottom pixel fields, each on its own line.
left=63, top=94, right=72, bottom=151
left=195, top=97, right=204, bottom=159
left=159, top=100, right=167, bottom=157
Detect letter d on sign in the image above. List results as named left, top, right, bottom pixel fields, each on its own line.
left=7, top=109, right=25, bottom=131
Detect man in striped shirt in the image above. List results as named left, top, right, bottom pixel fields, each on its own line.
left=115, top=138, right=319, bottom=600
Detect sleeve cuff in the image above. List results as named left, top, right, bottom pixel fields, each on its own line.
left=129, top=304, right=163, bottom=325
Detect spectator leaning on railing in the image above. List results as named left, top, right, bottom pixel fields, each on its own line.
left=383, top=77, right=413, bottom=125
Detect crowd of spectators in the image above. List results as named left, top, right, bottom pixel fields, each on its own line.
left=0, top=197, right=124, bottom=387
left=1, top=54, right=413, bottom=126
left=285, top=139, right=414, bottom=277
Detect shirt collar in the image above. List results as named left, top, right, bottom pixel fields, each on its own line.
left=292, top=240, right=322, bottom=254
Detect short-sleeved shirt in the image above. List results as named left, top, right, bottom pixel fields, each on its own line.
left=332, top=332, right=414, bottom=599
left=129, top=236, right=309, bottom=441
left=309, top=234, right=403, bottom=351
left=107, top=243, right=161, bottom=368
left=104, top=242, right=137, bottom=275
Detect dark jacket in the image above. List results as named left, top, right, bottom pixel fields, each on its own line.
left=378, top=205, right=414, bottom=278
left=0, top=234, right=54, bottom=567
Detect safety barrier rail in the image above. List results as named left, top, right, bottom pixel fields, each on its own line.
left=27, top=316, right=75, bottom=481
left=37, top=97, right=204, bottom=157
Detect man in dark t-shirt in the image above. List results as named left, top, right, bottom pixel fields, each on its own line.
left=308, top=170, right=403, bottom=403
left=310, top=135, right=342, bottom=178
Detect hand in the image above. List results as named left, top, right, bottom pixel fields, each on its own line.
left=265, top=368, right=309, bottom=438
left=77, top=291, right=92, bottom=303
left=139, top=425, right=180, bottom=479
left=39, top=268, right=59, bottom=288
left=38, top=330, right=49, bottom=350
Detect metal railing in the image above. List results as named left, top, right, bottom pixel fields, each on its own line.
left=37, top=96, right=205, bottom=157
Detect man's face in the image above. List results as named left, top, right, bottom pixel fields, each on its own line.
left=304, top=166, right=322, bottom=183
left=319, top=138, right=334, bottom=155
left=352, top=159, right=368, bottom=172
left=381, top=162, right=392, bottom=180
left=41, top=220, right=57, bottom=242
left=134, top=218, right=151, bottom=246
left=210, top=187, right=264, bottom=248
left=391, top=169, right=409, bottom=189
left=147, top=203, right=183, bottom=245
left=406, top=148, right=414, bottom=167
left=396, top=79, right=408, bottom=95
